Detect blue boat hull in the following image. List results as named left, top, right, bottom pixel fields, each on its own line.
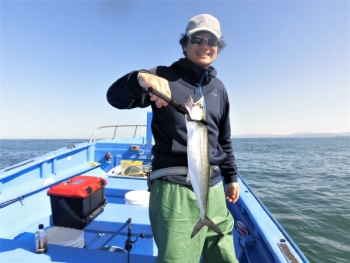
left=0, top=113, right=309, bottom=263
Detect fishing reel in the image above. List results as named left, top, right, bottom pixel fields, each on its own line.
left=125, top=218, right=145, bottom=252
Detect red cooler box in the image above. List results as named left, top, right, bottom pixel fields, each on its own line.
left=47, top=176, right=107, bottom=229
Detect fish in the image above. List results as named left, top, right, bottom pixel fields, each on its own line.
left=185, top=95, right=224, bottom=239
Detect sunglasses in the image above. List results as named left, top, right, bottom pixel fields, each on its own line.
left=190, top=36, right=219, bottom=47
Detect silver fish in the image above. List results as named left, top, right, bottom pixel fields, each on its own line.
left=185, top=95, right=223, bottom=238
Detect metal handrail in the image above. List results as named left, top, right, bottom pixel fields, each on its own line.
left=89, top=125, right=147, bottom=143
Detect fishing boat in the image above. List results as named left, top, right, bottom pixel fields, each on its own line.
left=0, top=112, right=309, bottom=263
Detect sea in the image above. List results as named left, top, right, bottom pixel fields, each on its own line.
left=0, top=137, right=349, bottom=263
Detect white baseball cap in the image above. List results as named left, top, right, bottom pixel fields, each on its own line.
left=185, top=14, right=221, bottom=40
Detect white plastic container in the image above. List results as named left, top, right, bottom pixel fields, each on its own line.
left=125, top=190, right=150, bottom=206
left=47, top=226, right=85, bottom=248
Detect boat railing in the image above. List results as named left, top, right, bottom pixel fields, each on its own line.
left=89, top=125, right=147, bottom=143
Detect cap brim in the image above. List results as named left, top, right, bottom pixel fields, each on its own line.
left=186, top=28, right=220, bottom=40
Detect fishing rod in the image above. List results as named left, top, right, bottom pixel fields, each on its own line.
left=125, top=218, right=145, bottom=263
left=146, top=87, right=208, bottom=125
left=147, top=87, right=189, bottom=115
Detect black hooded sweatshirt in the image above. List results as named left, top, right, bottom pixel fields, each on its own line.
left=107, top=58, right=238, bottom=186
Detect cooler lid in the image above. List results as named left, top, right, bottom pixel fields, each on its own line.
left=47, top=175, right=107, bottom=198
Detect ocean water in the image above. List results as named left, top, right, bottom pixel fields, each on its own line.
left=232, top=137, right=350, bottom=263
left=1, top=137, right=349, bottom=262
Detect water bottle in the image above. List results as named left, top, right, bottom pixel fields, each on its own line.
left=35, top=224, right=48, bottom=253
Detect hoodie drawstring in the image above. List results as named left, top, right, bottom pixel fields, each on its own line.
left=199, top=69, right=208, bottom=113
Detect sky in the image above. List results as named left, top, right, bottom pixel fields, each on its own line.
left=1, top=0, right=349, bottom=139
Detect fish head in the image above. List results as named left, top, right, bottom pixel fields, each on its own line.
left=185, top=95, right=206, bottom=122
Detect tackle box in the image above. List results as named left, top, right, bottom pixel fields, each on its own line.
left=47, top=175, right=107, bottom=229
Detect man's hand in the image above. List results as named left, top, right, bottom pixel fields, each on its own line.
left=225, top=182, right=240, bottom=203
left=138, top=72, right=171, bottom=108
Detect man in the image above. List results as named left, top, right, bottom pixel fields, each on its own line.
left=107, top=14, right=239, bottom=263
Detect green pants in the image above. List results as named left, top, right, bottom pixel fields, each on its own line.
left=149, top=180, right=238, bottom=263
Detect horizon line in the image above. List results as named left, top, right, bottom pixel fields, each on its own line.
left=1, top=132, right=349, bottom=140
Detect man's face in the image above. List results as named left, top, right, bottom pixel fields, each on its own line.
left=184, top=31, right=219, bottom=68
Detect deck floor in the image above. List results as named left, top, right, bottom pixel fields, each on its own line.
left=0, top=176, right=158, bottom=263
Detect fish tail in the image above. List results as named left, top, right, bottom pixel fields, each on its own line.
left=191, top=216, right=224, bottom=238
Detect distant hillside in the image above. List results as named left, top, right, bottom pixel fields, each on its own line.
left=232, top=132, right=350, bottom=138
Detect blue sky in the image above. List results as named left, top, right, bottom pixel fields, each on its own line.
left=1, top=0, right=349, bottom=139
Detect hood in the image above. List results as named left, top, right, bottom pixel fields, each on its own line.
left=171, top=58, right=217, bottom=86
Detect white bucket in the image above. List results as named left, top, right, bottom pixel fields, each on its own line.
left=125, top=190, right=150, bottom=206
left=47, top=227, right=85, bottom=248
